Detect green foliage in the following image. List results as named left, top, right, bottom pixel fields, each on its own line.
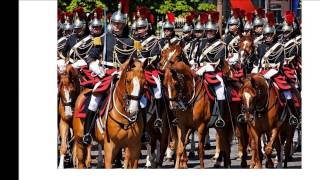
left=197, top=2, right=216, bottom=12
left=65, top=0, right=105, bottom=12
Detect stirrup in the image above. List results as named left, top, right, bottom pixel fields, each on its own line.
left=154, top=118, right=163, bottom=128
left=82, top=133, right=92, bottom=145
left=289, top=115, right=298, bottom=126
left=171, top=118, right=178, bottom=125
left=237, top=113, right=246, bottom=123
left=215, top=117, right=225, bottom=128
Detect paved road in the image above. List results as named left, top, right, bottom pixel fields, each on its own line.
left=59, top=127, right=301, bottom=169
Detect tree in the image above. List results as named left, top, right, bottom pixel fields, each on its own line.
left=197, top=2, right=216, bottom=12
left=65, top=0, right=106, bottom=12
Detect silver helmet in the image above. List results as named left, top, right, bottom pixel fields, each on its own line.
left=106, top=23, right=112, bottom=33
left=263, top=24, right=275, bottom=35
left=91, top=12, right=102, bottom=27
left=131, top=16, right=137, bottom=31
left=182, top=23, right=192, bottom=33
left=111, top=3, right=126, bottom=24
left=194, top=21, right=204, bottom=31
left=135, top=11, right=148, bottom=28
left=205, top=15, right=218, bottom=31
left=282, top=22, right=293, bottom=32
left=73, top=13, right=85, bottom=29
left=244, top=22, right=253, bottom=31
left=63, top=16, right=73, bottom=31
left=163, top=20, right=175, bottom=29
left=227, top=16, right=240, bottom=26
left=253, top=17, right=264, bottom=27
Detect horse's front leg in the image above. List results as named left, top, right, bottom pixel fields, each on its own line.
left=197, top=124, right=206, bottom=168
left=248, top=125, right=261, bottom=168
left=104, top=138, right=119, bottom=169
left=265, top=128, right=279, bottom=168
left=175, top=126, right=186, bottom=168
left=58, top=118, right=69, bottom=169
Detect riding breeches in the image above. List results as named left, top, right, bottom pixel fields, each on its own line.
left=152, top=74, right=162, bottom=99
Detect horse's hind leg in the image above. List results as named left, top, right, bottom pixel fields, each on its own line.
left=284, top=125, right=296, bottom=168
left=274, top=136, right=283, bottom=168
left=75, top=138, right=85, bottom=168
left=58, top=118, right=69, bottom=169
left=214, top=132, right=221, bottom=159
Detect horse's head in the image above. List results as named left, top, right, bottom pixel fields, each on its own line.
left=163, top=61, right=194, bottom=110
left=239, top=36, right=254, bottom=66
left=119, top=58, right=147, bottom=117
left=159, top=41, right=183, bottom=71
left=58, top=65, right=78, bottom=113
left=239, top=74, right=268, bottom=122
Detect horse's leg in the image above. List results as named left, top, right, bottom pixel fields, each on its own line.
left=58, top=118, right=69, bottom=169
left=224, top=126, right=233, bottom=168
left=284, top=125, right=296, bottom=168
left=104, top=139, right=119, bottom=169
left=145, top=136, right=156, bottom=168
left=175, top=126, right=184, bottom=168
left=214, top=131, right=221, bottom=159
left=236, top=124, right=243, bottom=160
left=165, top=126, right=177, bottom=162
left=85, top=144, right=92, bottom=168
left=197, top=124, right=206, bottom=168
left=274, top=135, right=283, bottom=168
left=127, top=142, right=141, bottom=169
left=238, top=123, right=249, bottom=168
left=72, top=141, right=78, bottom=168
left=158, top=124, right=169, bottom=168
left=265, top=128, right=279, bottom=168
left=75, top=138, right=86, bottom=168
left=248, top=126, right=261, bottom=168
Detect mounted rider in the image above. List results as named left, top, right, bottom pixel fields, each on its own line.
left=193, top=12, right=227, bottom=127
left=82, top=3, right=135, bottom=145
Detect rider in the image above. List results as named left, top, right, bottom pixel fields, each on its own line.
left=253, top=8, right=266, bottom=48
left=189, top=15, right=205, bottom=68
left=159, top=13, right=180, bottom=51
left=180, top=18, right=194, bottom=60
left=131, top=9, right=163, bottom=131
left=195, top=13, right=227, bottom=127
left=224, top=9, right=241, bottom=61
left=82, top=4, right=134, bottom=145
left=252, top=12, right=299, bottom=125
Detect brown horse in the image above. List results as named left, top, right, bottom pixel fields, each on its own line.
left=103, top=58, right=147, bottom=168
left=163, top=60, right=195, bottom=168
left=58, top=64, right=79, bottom=168
left=239, top=74, right=285, bottom=168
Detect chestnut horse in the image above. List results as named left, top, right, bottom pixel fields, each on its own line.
left=58, top=64, right=79, bottom=168
left=103, top=58, right=147, bottom=168
left=239, top=74, right=286, bottom=168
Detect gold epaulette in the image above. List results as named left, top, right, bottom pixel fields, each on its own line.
left=134, top=40, right=142, bottom=51
left=92, top=37, right=102, bottom=46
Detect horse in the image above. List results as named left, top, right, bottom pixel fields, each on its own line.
left=58, top=64, right=80, bottom=168
left=239, top=73, right=286, bottom=168
left=163, top=60, right=195, bottom=168
left=103, top=58, right=147, bottom=168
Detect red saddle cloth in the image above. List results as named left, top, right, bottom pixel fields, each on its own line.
left=74, top=92, right=112, bottom=119
left=80, top=66, right=116, bottom=93
left=282, top=66, right=297, bottom=83
left=144, top=70, right=159, bottom=85
left=260, top=70, right=291, bottom=90
left=202, top=71, right=240, bottom=102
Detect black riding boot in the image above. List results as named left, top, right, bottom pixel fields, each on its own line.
left=287, top=99, right=299, bottom=126
left=154, top=99, right=163, bottom=128
left=83, top=110, right=96, bottom=145
left=141, top=108, right=150, bottom=144
left=215, top=100, right=226, bottom=128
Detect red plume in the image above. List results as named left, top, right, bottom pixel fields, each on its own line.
left=106, top=12, right=112, bottom=21
left=232, top=8, right=240, bottom=18
left=119, top=0, right=129, bottom=14
left=137, top=6, right=149, bottom=19
left=208, top=11, right=219, bottom=23
left=256, top=8, right=265, bottom=18
left=73, top=7, right=86, bottom=20
left=240, top=9, right=246, bottom=19
left=285, top=11, right=294, bottom=25
left=246, top=12, right=253, bottom=23
left=149, top=14, right=155, bottom=25
left=266, top=12, right=275, bottom=26
left=167, top=12, right=175, bottom=24
left=186, top=14, right=194, bottom=25
left=95, top=7, right=103, bottom=19
left=200, top=12, right=208, bottom=25
left=65, top=12, right=73, bottom=22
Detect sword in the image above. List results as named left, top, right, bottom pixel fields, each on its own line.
left=102, top=6, right=108, bottom=63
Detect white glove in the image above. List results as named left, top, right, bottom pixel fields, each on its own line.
left=57, top=59, right=66, bottom=73
left=89, top=60, right=105, bottom=78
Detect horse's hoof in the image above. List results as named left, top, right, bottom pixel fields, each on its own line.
left=214, top=164, right=221, bottom=168
left=188, top=152, right=195, bottom=159
left=241, top=161, right=248, bottom=168
left=266, top=161, right=274, bottom=168
left=114, top=161, right=122, bottom=168
left=144, top=166, right=152, bottom=169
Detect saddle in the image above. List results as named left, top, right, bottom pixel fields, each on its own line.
left=203, top=71, right=241, bottom=102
